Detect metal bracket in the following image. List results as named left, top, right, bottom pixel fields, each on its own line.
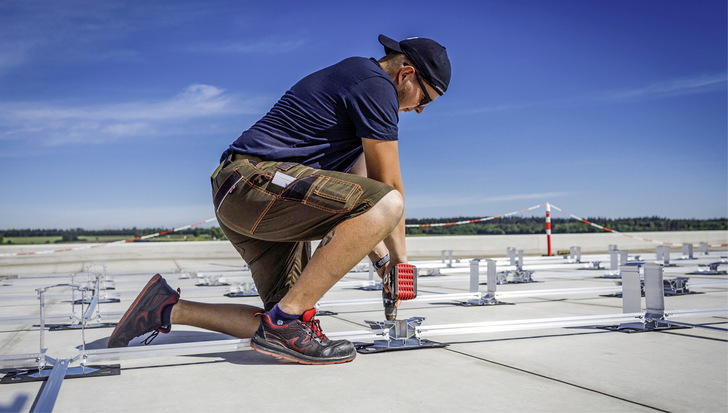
left=566, top=246, right=582, bottom=264
left=458, top=259, right=512, bottom=306
left=605, top=276, right=698, bottom=298
left=224, top=281, right=259, bottom=297
left=579, top=261, right=605, bottom=270
left=196, top=275, right=231, bottom=286
left=601, top=264, right=691, bottom=333
left=689, top=262, right=727, bottom=275
left=420, top=267, right=444, bottom=277
left=39, top=280, right=117, bottom=331
left=498, top=269, right=535, bottom=284
left=1, top=363, right=120, bottom=384
left=357, top=282, right=383, bottom=291
left=458, top=295, right=513, bottom=307
left=0, top=276, right=122, bottom=411
left=356, top=317, right=446, bottom=353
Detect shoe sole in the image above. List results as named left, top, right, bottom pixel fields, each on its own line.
left=108, top=274, right=163, bottom=348
left=250, top=336, right=356, bottom=365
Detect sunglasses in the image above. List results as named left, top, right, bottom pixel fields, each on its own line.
left=405, top=64, right=433, bottom=107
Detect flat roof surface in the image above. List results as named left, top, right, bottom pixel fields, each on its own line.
left=1, top=245, right=726, bottom=412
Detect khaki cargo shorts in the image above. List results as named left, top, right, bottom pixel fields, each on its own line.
left=211, top=154, right=394, bottom=310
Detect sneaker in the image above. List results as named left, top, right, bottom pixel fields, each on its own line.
left=250, top=308, right=356, bottom=365
left=107, top=274, right=180, bottom=348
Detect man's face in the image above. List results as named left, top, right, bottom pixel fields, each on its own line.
left=397, top=65, right=439, bottom=114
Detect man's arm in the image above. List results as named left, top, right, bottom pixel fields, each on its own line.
left=348, top=152, right=392, bottom=276
left=360, top=138, right=407, bottom=268
left=349, top=154, right=389, bottom=268
left=348, top=153, right=368, bottom=177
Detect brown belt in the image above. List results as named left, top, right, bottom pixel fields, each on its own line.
left=211, top=153, right=262, bottom=180
left=231, top=153, right=262, bottom=163
left=211, top=153, right=263, bottom=210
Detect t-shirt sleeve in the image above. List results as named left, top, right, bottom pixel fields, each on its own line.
left=344, top=77, right=399, bottom=141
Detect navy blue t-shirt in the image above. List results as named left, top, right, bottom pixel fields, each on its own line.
left=222, top=57, right=399, bottom=172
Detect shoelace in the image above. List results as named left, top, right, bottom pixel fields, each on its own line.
left=303, top=318, right=327, bottom=341
left=142, top=330, right=159, bottom=345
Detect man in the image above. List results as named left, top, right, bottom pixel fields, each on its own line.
left=108, top=34, right=451, bottom=365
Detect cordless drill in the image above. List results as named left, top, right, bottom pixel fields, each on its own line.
left=382, top=264, right=418, bottom=320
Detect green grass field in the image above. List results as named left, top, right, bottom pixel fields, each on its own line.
left=3, top=235, right=134, bottom=245
left=3, top=234, right=217, bottom=245
left=78, top=235, right=134, bottom=242
left=3, top=236, right=62, bottom=245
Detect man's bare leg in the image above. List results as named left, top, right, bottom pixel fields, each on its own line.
left=277, top=190, right=404, bottom=315
left=170, top=301, right=261, bottom=338
left=167, top=190, right=401, bottom=337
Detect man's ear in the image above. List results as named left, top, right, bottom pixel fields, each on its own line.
left=395, top=65, right=415, bottom=85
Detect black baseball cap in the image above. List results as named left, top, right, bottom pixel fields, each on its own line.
left=378, top=34, right=451, bottom=96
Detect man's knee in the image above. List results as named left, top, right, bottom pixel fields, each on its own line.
left=377, top=190, right=404, bottom=223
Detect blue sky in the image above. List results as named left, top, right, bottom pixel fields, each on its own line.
left=1, top=0, right=726, bottom=229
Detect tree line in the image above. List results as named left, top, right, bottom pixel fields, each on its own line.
left=1, top=217, right=725, bottom=242
left=404, top=216, right=727, bottom=236
left=1, top=227, right=226, bottom=243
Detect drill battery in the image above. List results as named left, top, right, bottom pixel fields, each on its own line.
left=383, top=264, right=418, bottom=320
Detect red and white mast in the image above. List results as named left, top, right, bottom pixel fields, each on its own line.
left=545, top=202, right=552, bottom=256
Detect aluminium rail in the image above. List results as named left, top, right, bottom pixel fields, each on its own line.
left=4, top=281, right=724, bottom=326
left=69, top=307, right=727, bottom=366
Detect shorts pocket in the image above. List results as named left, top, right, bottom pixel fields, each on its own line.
left=281, top=174, right=362, bottom=213
left=219, top=189, right=276, bottom=234
left=214, top=165, right=276, bottom=235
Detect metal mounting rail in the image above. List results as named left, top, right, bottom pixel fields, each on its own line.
left=13, top=282, right=723, bottom=328
left=686, top=281, right=728, bottom=288
left=318, top=285, right=624, bottom=309
left=317, top=292, right=481, bottom=308
left=4, top=306, right=724, bottom=369
left=75, top=314, right=645, bottom=364
left=494, top=286, right=623, bottom=299
left=0, top=311, right=126, bottom=326
left=414, top=307, right=728, bottom=338
left=76, top=307, right=727, bottom=364
left=321, top=280, right=727, bottom=311
left=0, top=352, right=48, bottom=370
left=0, top=314, right=75, bottom=325
left=31, top=359, right=69, bottom=413
left=663, top=307, right=728, bottom=319
left=77, top=329, right=383, bottom=365
left=416, top=312, right=644, bottom=338
left=78, top=339, right=252, bottom=365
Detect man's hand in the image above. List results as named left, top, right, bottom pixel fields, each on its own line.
left=361, top=138, right=407, bottom=265
left=380, top=261, right=401, bottom=305
left=381, top=262, right=420, bottom=320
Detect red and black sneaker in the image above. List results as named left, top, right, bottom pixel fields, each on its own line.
left=107, top=274, right=180, bottom=348
left=250, top=308, right=356, bottom=365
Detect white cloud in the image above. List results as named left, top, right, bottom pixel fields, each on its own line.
left=8, top=84, right=232, bottom=122
left=189, top=38, right=308, bottom=55
left=468, top=73, right=727, bottom=115
left=0, top=84, right=267, bottom=147
left=406, top=191, right=568, bottom=210
left=598, top=73, right=727, bottom=102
